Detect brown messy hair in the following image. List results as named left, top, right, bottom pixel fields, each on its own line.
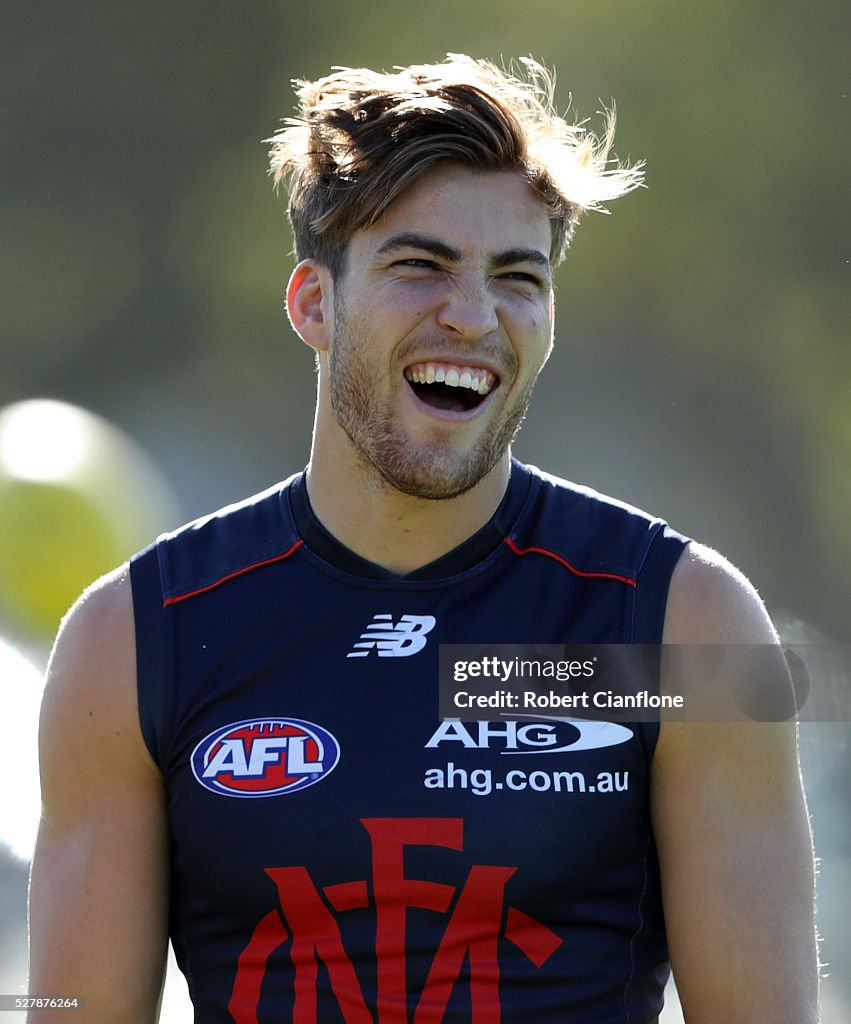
left=268, top=54, right=643, bottom=277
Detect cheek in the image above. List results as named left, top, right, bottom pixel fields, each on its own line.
left=540, top=335, right=554, bottom=369
left=520, top=306, right=553, bottom=350
left=364, top=286, right=433, bottom=334
left=525, top=316, right=554, bottom=373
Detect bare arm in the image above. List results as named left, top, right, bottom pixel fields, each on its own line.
left=653, top=543, right=819, bottom=1023
left=28, top=567, right=170, bottom=1023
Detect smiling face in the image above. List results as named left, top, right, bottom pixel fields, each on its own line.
left=303, top=164, right=555, bottom=500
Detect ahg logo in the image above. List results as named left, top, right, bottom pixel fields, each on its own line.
left=347, top=613, right=436, bottom=658
left=425, top=718, right=633, bottom=753
left=191, top=718, right=339, bottom=797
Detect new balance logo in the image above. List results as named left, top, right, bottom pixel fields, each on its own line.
left=347, top=613, right=436, bottom=658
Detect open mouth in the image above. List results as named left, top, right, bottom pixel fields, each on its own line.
left=404, top=361, right=498, bottom=413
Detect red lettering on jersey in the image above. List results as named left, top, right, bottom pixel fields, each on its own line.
left=324, top=879, right=370, bottom=913
left=228, top=910, right=288, bottom=1024
left=228, top=817, right=564, bottom=1023
left=415, top=865, right=516, bottom=1024
left=268, top=866, right=372, bottom=1024
left=362, top=817, right=462, bottom=1022
left=504, top=907, right=563, bottom=967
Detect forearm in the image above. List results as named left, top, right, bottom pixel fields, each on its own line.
left=28, top=818, right=169, bottom=1024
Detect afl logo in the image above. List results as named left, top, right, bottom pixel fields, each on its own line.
left=191, top=718, right=340, bottom=798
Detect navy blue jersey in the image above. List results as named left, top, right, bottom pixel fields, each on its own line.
left=130, top=461, right=689, bottom=1023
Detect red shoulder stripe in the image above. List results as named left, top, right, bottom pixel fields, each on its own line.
left=163, top=539, right=304, bottom=606
left=503, top=536, right=637, bottom=588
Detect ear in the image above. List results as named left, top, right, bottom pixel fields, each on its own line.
left=286, top=260, right=333, bottom=352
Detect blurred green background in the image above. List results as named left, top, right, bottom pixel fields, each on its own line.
left=1, top=0, right=847, bottom=1019
left=2, top=0, right=847, bottom=638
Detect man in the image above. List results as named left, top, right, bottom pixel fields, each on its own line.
left=29, top=56, right=818, bottom=1022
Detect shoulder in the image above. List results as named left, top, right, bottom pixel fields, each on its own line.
left=41, top=565, right=156, bottom=802
left=663, top=540, right=778, bottom=644
left=515, top=462, right=686, bottom=565
left=654, top=540, right=796, bottom=786
left=140, top=476, right=300, bottom=605
left=513, top=467, right=689, bottom=643
left=658, top=542, right=787, bottom=750
left=522, top=462, right=665, bottom=524
left=46, top=564, right=135, bottom=702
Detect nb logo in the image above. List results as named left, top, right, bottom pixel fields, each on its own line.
left=347, top=613, right=436, bottom=658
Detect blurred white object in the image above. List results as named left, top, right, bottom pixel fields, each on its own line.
left=0, top=637, right=44, bottom=860
left=159, top=947, right=194, bottom=1022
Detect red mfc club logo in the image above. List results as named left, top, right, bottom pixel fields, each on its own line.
left=191, top=718, right=340, bottom=797
left=228, top=817, right=564, bottom=1023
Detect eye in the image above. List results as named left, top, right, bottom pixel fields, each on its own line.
left=396, top=258, right=439, bottom=270
left=498, top=271, right=546, bottom=288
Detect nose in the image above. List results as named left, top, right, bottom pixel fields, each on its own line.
left=435, top=278, right=500, bottom=340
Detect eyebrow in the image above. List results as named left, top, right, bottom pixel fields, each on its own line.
left=375, top=232, right=551, bottom=273
left=490, top=248, right=551, bottom=271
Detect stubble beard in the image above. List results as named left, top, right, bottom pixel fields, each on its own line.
left=328, top=297, right=537, bottom=501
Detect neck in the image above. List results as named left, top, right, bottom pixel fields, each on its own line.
left=305, top=442, right=511, bottom=575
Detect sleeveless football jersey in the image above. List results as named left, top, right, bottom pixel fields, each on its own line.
left=130, top=461, right=689, bottom=1023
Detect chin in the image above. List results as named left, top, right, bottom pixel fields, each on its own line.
left=366, top=439, right=504, bottom=502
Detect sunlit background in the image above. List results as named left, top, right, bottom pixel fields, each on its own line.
left=1, top=0, right=847, bottom=1020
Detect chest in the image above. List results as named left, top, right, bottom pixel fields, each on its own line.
left=162, top=558, right=650, bottom=919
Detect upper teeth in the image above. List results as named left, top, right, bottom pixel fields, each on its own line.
left=405, top=362, right=494, bottom=395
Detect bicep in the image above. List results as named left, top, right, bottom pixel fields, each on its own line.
left=652, top=544, right=818, bottom=1022
left=28, top=568, right=170, bottom=1023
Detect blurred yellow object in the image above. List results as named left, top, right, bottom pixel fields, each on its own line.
left=0, top=399, right=180, bottom=639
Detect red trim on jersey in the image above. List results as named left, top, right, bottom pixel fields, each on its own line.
left=503, top=536, right=637, bottom=588
left=163, top=539, right=304, bottom=606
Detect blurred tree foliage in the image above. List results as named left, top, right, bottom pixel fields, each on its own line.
left=1, top=0, right=847, bottom=638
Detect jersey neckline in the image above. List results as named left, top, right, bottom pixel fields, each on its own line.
left=287, top=461, right=533, bottom=582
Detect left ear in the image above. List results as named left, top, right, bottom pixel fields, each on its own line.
left=286, top=259, right=333, bottom=352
